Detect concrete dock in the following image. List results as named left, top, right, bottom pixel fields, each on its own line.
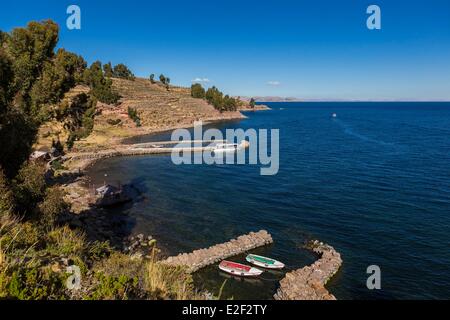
left=65, top=140, right=248, bottom=162
left=161, top=230, right=273, bottom=273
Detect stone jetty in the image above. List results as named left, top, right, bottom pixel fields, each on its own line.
left=65, top=140, right=249, bottom=162
left=274, top=240, right=342, bottom=300
left=161, top=230, right=273, bottom=273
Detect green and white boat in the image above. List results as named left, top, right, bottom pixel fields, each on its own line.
left=245, top=254, right=285, bottom=270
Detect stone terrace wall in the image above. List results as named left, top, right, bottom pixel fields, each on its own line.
left=161, top=230, right=273, bottom=273
left=274, top=240, right=343, bottom=300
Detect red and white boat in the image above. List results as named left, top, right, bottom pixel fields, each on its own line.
left=218, top=260, right=263, bottom=277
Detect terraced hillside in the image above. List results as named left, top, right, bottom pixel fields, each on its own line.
left=113, top=78, right=244, bottom=129
left=37, top=78, right=245, bottom=152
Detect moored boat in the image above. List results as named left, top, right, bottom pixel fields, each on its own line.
left=213, top=143, right=240, bottom=154
left=218, top=260, right=263, bottom=277
left=245, top=254, right=285, bottom=269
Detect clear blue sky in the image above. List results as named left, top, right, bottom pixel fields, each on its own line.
left=1, top=0, right=450, bottom=100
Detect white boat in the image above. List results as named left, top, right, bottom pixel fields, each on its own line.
left=219, top=260, right=263, bottom=277
left=332, top=113, right=337, bottom=118
left=245, top=254, right=285, bottom=270
left=213, top=143, right=241, bottom=154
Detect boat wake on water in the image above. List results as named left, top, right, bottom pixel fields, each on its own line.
left=334, top=118, right=396, bottom=147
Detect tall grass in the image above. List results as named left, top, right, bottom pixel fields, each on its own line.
left=145, top=242, right=201, bottom=300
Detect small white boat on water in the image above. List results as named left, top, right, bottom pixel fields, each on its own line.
left=219, top=261, right=263, bottom=277
left=213, top=143, right=241, bottom=154
left=332, top=113, right=337, bottom=118
left=245, top=254, right=285, bottom=270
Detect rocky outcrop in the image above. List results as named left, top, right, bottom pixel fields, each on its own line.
left=274, top=240, right=342, bottom=300
left=161, top=230, right=273, bottom=273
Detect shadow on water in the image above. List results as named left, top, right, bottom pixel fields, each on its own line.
left=62, top=177, right=152, bottom=249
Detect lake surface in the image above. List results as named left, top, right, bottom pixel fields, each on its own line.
left=87, top=102, right=450, bottom=299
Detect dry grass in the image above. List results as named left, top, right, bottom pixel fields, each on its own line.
left=145, top=261, right=197, bottom=300
left=46, top=226, right=86, bottom=256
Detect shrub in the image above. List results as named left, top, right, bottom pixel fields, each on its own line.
left=38, top=187, right=68, bottom=231
left=13, top=162, right=47, bottom=216
left=204, top=86, right=237, bottom=112
left=0, top=110, right=38, bottom=179
left=2, top=266, right=67, bottom=300
left=1, top=216, right=40, bottom=255
left=127, top=107, right=141, bottom=127
left=62, top=93, right=98, bottom=149
left=87, top=252, right=145, bottom=299
left=146, top=262, right=196, bottom=300
left=112, top=64, right=135, bottom=80
left=159, top=74, right=166, bottom=84
left=106, top=118, right=121, bottom=126
left=46, top=226, right=86, bottom=257
left=191, top=83, right=205, bottom=99
left=88, top=241, right=113, bottom=261
left=103, top=62, right=113, bottom=78
left=10, top=222, right=40, bottom=250
left=51, top=139, right=64, bottom=156
left=83, top=61, right=120, bottom=105
left=0, top=168, right=14, bottom=217
left=93, top=252, right=144, bottom=279
left=86, top=273, right=140, bottom=300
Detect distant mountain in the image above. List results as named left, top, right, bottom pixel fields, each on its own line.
left=238, top=96, right=300, bottom=103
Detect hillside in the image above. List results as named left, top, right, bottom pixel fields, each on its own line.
left=37, top=78, right=245, bottom=152
left=113, top=78, right=244, bottom=129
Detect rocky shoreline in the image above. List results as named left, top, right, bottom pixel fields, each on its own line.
left=274, top=240, right=343, bottom=300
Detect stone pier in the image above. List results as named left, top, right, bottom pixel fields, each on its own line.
left=161, top=230, right=273, bottom=273
left=65, top=140, right=250, bottom=162
left=274, top=240, right=343, bottom=300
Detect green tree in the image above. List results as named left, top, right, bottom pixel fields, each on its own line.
left=159, top=74, right=166, bottom=84
left=38, top=186, right=68, bottom=231
left=249, top=98, right=256, bottom=108
left=0, top=167, right=15, bottom=217
left=127, top=107, right=141, bottom=127
left=61, top=93, right=97, bottom=149
left=0, top=49, right=37, bottom=178
left=103, top=62, right=113, bottom=78
left=191, top=83, right=205, bottom=99
left=6, top=20, right=59, bottom=114
left=0, top=48, right=14, bottom=114
left=149, top=74, right=155, bottom=84
left=83, top=61, right=120, bottom=104
left=30, top=49, right=87, bottom=121
left=1, top=21, right=87, bottom=177
left=165, top=77, right=171, bottom=91
left=113, top=63, right=135, bottom=80
left=223, top=95, right=238, bottom=112
left=204, top=86, right=238, bottom=112
left=0, top=110, right=38, bottom=179
left=13, top=162, right=47, bottom=216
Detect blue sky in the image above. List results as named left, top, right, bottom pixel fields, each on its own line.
left=1, top=0, right=450, bottom=100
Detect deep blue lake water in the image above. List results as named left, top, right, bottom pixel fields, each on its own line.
left=87, top=102, right=450, bottom=299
